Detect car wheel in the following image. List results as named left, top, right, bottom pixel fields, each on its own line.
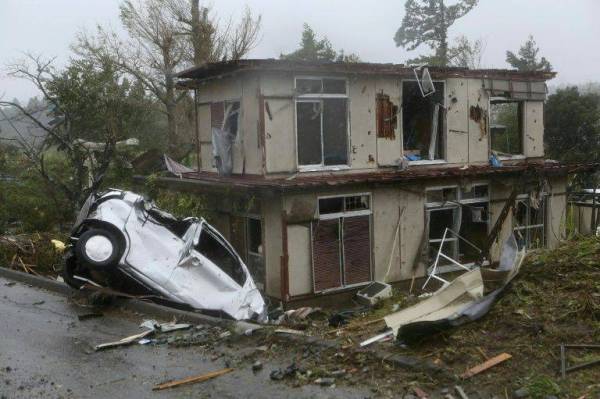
left=75, top=228, right=122, bottom=270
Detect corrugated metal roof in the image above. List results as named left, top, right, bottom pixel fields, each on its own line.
left=176, top=59, right=557, bottom=84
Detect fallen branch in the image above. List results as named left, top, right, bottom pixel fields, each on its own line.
left=152, top=368, right=233, bottom=391
left=94, top=329, right=153, bottom=351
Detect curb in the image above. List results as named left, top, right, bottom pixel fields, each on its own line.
left=0, top=266, right=259, bottom=334
left=0, top=266, right=447, bottom=377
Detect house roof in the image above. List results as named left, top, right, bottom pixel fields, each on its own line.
left=152, top=161, right=595, bottom=195
left=176, top=59, right=557, bottom=85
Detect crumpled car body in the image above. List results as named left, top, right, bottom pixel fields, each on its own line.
left=64, top=189, right=267, bottom=322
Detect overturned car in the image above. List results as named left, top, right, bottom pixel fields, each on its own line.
left=64, top=189, right=267, bottom=321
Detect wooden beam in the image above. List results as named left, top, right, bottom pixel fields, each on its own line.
left=460, top=353, right=512, bottom=379
left=153, top=368, right=233, bottom=391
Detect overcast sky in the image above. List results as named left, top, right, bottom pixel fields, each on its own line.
left=1, top=0, right=599, bottom=101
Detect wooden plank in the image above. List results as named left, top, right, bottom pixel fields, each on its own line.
left=153, top=368, right=233, bottom=391
left=460, top=353, right=512, bottom=379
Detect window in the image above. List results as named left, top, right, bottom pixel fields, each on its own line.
left=376, top=94, right=398, bottom=139
left=211, top=101, right=240, bottom=175
left=211, top=101, right=240, bottom=135
left=426, top=185, right=489, bottom=266
left=490, top=98, right=523, bottom=156
left=513, top=194, right=546, bottom=249
left=296, top=78, right=348, bottom=168
left=229, top=216, right=264, bottom=290
left=196, top=228, right=247, bottom=286
left=403, top=81, right=445, bottom=161
left=312, top=194, right=372, bottom=292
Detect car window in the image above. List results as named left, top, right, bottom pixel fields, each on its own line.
left=196, top=229, right=247, bottom=286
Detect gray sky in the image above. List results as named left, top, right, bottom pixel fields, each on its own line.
left=2, top=0, right=599, bottom=102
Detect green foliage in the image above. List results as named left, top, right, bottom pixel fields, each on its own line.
left=506, top=35, right=552, bottom=72
left=545, top=86, right=600, bottom=165
left=281, top=23, right=360, bottom=62
left=525, top=375, right=561, bottom=398
left=394, top=0, right=478, bottom=66
left=153, top=189, right=216, bottom=223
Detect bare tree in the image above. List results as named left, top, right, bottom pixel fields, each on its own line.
left=75, top=0, right=261, bottom=155
left=449, top=35, right=486, bottom=69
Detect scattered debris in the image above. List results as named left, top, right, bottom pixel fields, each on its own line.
left=356, top=282, right=392, bottom=306
left=4, top=281, right=16, bottom=287
left=274, top=328, right=306, bottom=336
left=412, top=386, right=429, bottom=399
left=32, top=300, right=45, bottom=305
left=454, top=385, right=469, bottom=399
left=559, top=344, right=600, bottom=378
left=64, top=189, right=267, bottom=321
left=94, top=329, right=154, bottom=351
left=270, top=363, right=298, bottom=381
left=251, top=361, right=263, bottom=372
left=152, top=367, right=233, bottom=391
left=314, top=377, right=335, bottom=387
left=359, top=330, right=394, bottom=347
left=460, top=353, right=512, bottom=379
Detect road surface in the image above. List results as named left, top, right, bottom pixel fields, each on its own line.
left=0, top=276, right=371, bottom=399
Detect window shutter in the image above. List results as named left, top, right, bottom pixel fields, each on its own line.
left=342, top=215, right=371, bottom=285
left=312, top=219, right=342, bottom=292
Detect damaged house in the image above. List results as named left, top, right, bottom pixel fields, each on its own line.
left=155, top=59, right=589, bottom=304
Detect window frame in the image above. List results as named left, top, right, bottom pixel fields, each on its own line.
left=294, top=76, right=350, bottom=172
left=425, top=183, right=490, bottom=271
left=312, top=193, right=373, bottom=293
left=513, top=193, right=547, bottom=249
left=401, top=79, right=447, bottom=165
left=489, top=96, right=525, bottom=159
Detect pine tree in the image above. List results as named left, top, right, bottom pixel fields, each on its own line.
left=281, top=24, right=360, bottom=62
left=506, top=35, right=552, bottom=72
left=394, top=0, right=478, bottom=66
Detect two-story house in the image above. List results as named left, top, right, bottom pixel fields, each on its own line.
left=160, top=59, right=586, bottom=304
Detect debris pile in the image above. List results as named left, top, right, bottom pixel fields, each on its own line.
left=0, top=233, right=64, bottom=276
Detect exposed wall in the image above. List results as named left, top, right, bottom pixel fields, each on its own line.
left=195, top=74, right=262, bottom=174
left=262, top=194, right=284, bottom=298
left=195, top=72, right=547, bottom=176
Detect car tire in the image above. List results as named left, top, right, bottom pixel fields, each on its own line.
left=75, top=228, right=122, bottom=270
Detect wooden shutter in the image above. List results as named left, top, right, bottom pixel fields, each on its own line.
left=211, top=102, right=224, bottom=129
left=312, top=219, right=342, bottom=292
left=342, top=215, right=371, bottom=285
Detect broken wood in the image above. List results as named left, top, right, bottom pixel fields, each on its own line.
left=94, top=329, right=153, bottom=351
left=324, top=317, right=384, bottom=336
left=152, top=368, right=233, bottom=391
left=460, top=353, right=512, bottom=379
left=412, top=386, right=429, bottom=399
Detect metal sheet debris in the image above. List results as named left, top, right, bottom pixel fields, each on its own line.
left=64, top=189, right=267, bottom=322
left=381, top=234, right=524, bottom=342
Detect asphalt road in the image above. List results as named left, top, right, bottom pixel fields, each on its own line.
left=0, top=276, right=370, bottom=399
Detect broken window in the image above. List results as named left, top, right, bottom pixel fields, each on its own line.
left=312, top=194, right=372, bottom=292
left=229, top=215, right=264, bottom=290
left=490, top=98, right=523, bottom=156
left=403, top=81, right=445, bottom=161
left=211, top=101, right=240, bottom=175
left=296, top=78, right=348, bottom=167
left=376, top=94, right=398, bottom=139
left=197, top=228, right=247, bottom=286
left=426, top=185, right=489, bottom=266
left=513, top=194, right=546, bottom=249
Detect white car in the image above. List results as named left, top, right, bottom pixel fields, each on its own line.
left=64, top=189, right=267, bottom=321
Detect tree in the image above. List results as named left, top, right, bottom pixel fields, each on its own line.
left=449, top=35, right=485, bottom=69
left=394, top=0, right=478, bottom=66
left=0, top=55, right=155, bottom=211
left=281, top=23, right=360, bottom=62
left=545, top=86, right=600, bottom=164
left=506, top=35, right=552, bottom=72
left=75, top=0, right=261, bottom=155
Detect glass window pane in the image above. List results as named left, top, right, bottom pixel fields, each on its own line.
left=297, top=101, right=322, bottom=165
left=297, top=79, right=321, bottom=95
left=345, top=195, right=370, bottom=211
left=490, top=101, right=522, bottom=155
left=319, top=197, right=344, bottom=215
left=323, top=78, right=346, bottom=94
left=196, top=230, right=247, bottom=286
left=322, top=98, right=348, bottom=166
